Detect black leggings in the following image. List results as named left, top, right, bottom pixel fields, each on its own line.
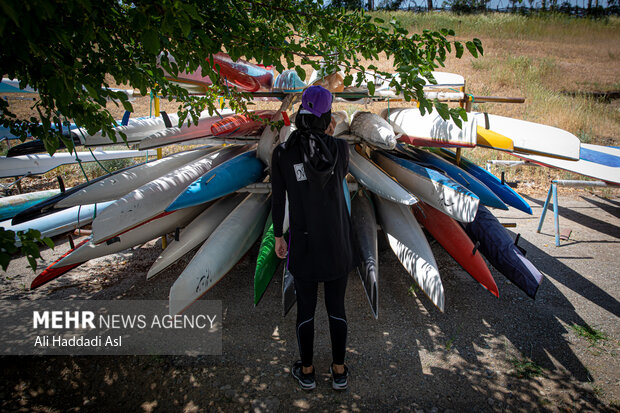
left=294, top=275, right=348, bottom=368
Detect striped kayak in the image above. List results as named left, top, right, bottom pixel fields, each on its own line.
left=166, top=149, right=265, bottom=212
left=351, top=190, right=379, bottom=318
left=147, top=194, right=244, bottom=279
left=381, top=107, right=477, bottom=148
left=31, top=204, right=206, bottom=289
left=348, top=144, right=417, bottom=206
left=169, top=193, right=270, bottom=315
left=431, top=148, right=532, bottom=215
left=398, top=145, right=507, bottom=210
left=372, top=150, right=479, bottom=223
left=56, top=147, right=218, bottom=208
left=412, top=202, right=499, bottom=297
left=463, top=205, right=543, bottom=299
left=91, top=145, right=249, bottom=244
left=512, top=143, right=620, bottom=185
left=373, top=195, right=444, bottom=311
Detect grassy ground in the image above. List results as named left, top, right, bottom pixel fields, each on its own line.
left=2, top=12, right=619, bottom=196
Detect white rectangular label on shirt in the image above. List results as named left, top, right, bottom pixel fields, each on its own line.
left=294, top=163, right=307, bottom=182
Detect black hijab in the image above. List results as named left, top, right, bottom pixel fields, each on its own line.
left=286, top=110, right=339, bottom=188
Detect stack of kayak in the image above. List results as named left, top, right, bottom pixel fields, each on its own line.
left=7, top=54, right=617, bottom=318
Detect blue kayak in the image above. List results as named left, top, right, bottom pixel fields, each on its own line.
left=273, top=70, right=307, bottom=93
left=463, top=205, right=543, bottom=299
left=432, top=148, right=532, bottom=215
left=166, top=150, right=266, bottom=212
left=398, top=145, right=508, bottom=210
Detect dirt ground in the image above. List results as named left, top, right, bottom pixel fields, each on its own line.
left=1, top=193, right=618, bottom=412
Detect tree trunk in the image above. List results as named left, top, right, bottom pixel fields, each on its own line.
left=367, top=0, right=374, bottom=10
left=427, top=0, right=433, bottom=10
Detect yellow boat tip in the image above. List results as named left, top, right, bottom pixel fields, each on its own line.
left=476, top=126, right=514, bottom=151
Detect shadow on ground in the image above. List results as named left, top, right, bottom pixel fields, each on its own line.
left=1, top=197, right=619, bottom=412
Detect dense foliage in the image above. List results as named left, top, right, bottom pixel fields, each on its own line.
left=0, top=0, right=482, bottom=270
left=0, top=0, right=482, bottom=150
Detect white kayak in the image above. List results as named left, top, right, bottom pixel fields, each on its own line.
left=138, top=109, right=235, bottom=150
left=169, top=193, right=270, bottom=315
left=146, top=194, right=245, bottom=279
left=73, top=115, right=177, bottom=147
left=1, top=201, right=113, bottom=246
left=381, top=107, right=477, bottom=148
left=372, top=150, right=479, bottom=223
left=55, top=147, right=218, bottom=208
left=52, top=204, right=207, bottom=267
left=473, top=112, right=580, bottom=160
left=90, top=145, right=249, bottom=244
left=73, top=111, right=221, bottom=147
left=342, top=70, right=465, bottom=96
left=0, top=150, right=156, bottom=178
left=513, top=143, right=620, bottom=185
left=332, top=111, right=350, bottom=137
left=373, top=195, right=444, bottom=311
left=350, top=111, right=396, bottom=150
left=347, top=144, right=417, bottom=206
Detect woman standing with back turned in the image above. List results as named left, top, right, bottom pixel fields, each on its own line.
left=271, top=85, right=357, bottom=391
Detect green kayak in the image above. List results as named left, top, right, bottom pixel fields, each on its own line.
left=254, top=213, right=286, bottom=305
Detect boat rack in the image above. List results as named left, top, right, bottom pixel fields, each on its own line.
left=537, top=179, right=612, bottom=246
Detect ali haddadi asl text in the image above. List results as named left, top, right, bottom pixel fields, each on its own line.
left=34, top=335, right=121, bottom=348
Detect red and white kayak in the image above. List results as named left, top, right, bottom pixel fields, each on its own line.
left=211, top=110, right=276, bottom=137
left=162, top=53, right=274, bottom=94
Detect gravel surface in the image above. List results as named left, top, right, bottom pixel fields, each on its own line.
left=1, top=194, right=619, bottom=412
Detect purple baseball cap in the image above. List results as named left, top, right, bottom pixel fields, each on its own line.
left=301, top=85, right=333, bottom=117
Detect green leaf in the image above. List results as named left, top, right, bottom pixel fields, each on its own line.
left=42, top=237, right=55, bottom=249
left=0, top=253, right=10, bottom=272
left=367, top=81, right=375, bottom=96
left=473, top=38, right=484, bottom=56
left=295, top=66, right=306, bottom=82
left=343, top=74, right=353, bottom=87
left=27, top=256, right=37, bottom=272
left=122, top=100, right=133, bottom=113
left=0, top=2, right=20, bottom=26
left=435, top=101, right=449, bottom=120
left=455, top=42, right=464, bottom=59
left=466, top=41, right=478, bottom=58
left=142, top=29, right=161, bottom=55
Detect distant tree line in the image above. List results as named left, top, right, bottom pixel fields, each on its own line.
left=331, top=0, right=619, bottom=15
